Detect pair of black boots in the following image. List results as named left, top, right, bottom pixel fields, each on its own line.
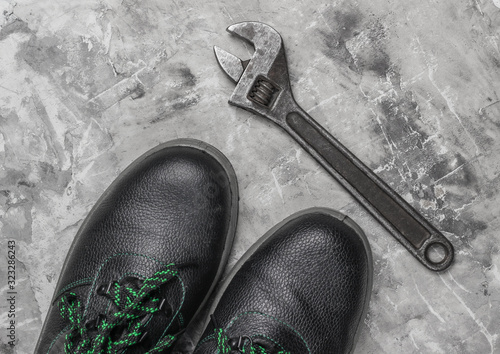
left=35, top=139, right=373, bottom=354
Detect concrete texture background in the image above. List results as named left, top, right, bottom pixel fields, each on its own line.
left=1, top=0, right=500, bottom=352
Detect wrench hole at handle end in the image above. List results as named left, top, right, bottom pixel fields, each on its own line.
left=425, top=242, right=449, bottom=265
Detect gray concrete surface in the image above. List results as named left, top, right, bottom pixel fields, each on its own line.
left=1, top=0, right=500, bottom=352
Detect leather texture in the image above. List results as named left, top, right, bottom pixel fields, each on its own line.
left=34, top=139, right=238, bottom=354
left=194, top=209, right=373, bottom=354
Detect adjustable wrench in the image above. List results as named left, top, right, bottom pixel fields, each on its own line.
left=214, top=21, right=454, bottom=271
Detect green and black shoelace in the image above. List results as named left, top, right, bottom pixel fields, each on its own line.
left=58, top=266, right=178, bottom=353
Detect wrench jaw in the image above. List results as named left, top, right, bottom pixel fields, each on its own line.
left=215, top=21, right=295, bottom=126
left=226, top=22, right=282, bottom=55
left=213, top=46, right=246, bottom=84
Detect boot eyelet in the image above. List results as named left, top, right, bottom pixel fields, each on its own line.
left=96, top=282, right=113, bottom=296
left=228, top=335, right=252, bottom=351
left=138, top=331, right=148, bottom=343
left=84, top=314, right=106, bottom=330
left=157, top=298, right=173, bottom=317
left=96, top=314, right=106, bottom=327
left=84, top=318, right=97, bottom=330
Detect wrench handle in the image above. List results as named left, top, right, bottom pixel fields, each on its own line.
left=284, top=108, right=454, bottom=271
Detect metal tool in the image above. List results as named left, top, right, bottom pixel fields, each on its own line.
left=214, top=21, right=454, bottom=271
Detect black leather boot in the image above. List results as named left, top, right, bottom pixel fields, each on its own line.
left=193, top=208, right=373, bottom=354
left=35, top=139, right=239, bottom=353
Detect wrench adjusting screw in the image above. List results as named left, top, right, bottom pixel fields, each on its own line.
left=248, top=76, right=278, bottom=107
